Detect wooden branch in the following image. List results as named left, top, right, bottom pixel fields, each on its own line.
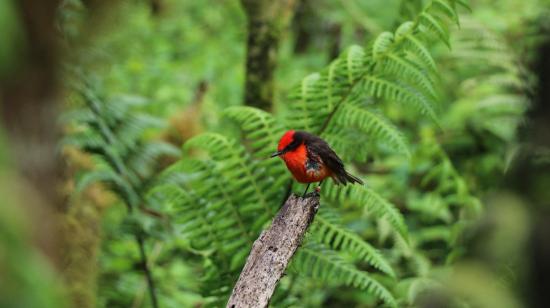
left=227, top=193, right=320, bottom=308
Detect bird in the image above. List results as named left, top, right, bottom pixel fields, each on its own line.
left=271, top=130, right=363, bottom=196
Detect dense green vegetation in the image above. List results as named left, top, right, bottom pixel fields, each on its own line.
left=1, top=0, right=549, bottom=307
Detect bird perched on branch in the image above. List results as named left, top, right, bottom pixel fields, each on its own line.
left=271, top=130, right=363, bottom=196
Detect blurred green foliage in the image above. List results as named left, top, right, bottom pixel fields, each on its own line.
left=0, top=0, right=25, bottom=77
left=0, top=2, right=65, bottom=307
left=0, top=133, right=65, bottom=308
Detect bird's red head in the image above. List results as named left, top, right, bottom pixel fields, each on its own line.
left=277, top=130, right=296, bottom=151
left=270, top=130, right=302, bottom=158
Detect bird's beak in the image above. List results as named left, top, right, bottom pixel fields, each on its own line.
left=270, top=151, right=283, bottom=158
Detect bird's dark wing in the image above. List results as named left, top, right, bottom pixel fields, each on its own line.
left=298, top=132, right=346, bottom=182
left=297, top=131, right=343, bottom=169
left=297, top=131, right=363, bottom=185
left=307, top=137, right=344, bottom=171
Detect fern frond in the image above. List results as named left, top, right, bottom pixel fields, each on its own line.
left=419, top=12, right=451, bottom=47
left=312, top=212, right=396, bottom=277
left=114, top=113, right=167, bottom=147
left=223, top=106, right=282, bottom=159
left=183, top=133, right=277, bottom=216
left=223, top=106, right=292, bottom=203
left=380, top=53, right=438, bottom=99
left=293, top=244, right=397, bottom=307
left=335, top=104, right=410, bottom=157
left=286, top=45, right=369, bottom=132
left=127, top=141, right=180, bottom=179
left=398, top=29, right=438, bottom=71
left=449, top=17, right=516, bottom=72
left=59, top=108, right=96, bottom=125
left=156, top=160, right=269, bottom=304
left=166, top=160, right=252, bottom=255
left=75, top=168, right=126, bottom=193
left=323, top=183, right=409, bottom=243
left=454, top=0, right=472, bottom=11
left=433, top=0, right=460, bottom=26
left=373, top=32, right=395, bottom=59
left=287, top=73, right=330, bottom=132
left=402, top=277, right=441, bottom=305
left=363, top=76, right=438, bottom=122
left=327, top=46, right=368, bottom=107
left=62, top=131, right=107, bottom=155
left=283, top=0, right=464, bottom=137
left=322, top=128, right=372, bottom=162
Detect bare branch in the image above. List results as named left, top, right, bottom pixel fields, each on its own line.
left=227, top=193, right=320, bottom=308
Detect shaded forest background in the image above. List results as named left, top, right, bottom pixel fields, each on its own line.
left=1, top=0, right=550, bottom=307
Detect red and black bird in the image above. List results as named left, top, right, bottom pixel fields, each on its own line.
left=271, top=130, right=363, bottom=196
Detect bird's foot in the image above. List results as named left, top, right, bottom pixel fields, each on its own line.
left=303, top=189, right=320, bottom=198
left=315, top=186, right=321, bottom=193
left=302, top=191, right=319, bottom=198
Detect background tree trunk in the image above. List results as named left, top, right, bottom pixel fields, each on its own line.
left=0, top=0, right=63, bottom=267
left=0, top=2, right=115, bottom=307
left=240, top=0, right=298, bottom=111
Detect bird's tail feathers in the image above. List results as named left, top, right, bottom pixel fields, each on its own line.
left=344, top=172, right=364, bottom=185
left=333, top=171, right=364, bottom=185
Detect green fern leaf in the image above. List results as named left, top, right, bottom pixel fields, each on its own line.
left=115, top=114, right=167, bottom=147
left=395, top=21, right=415, bottom=41
left=322, top=182, right=409, bottom=243
left=223, top=106, right=291, bottom=200
left=344, top=45, right=369, bottom=85
left=400, top=32, right=438, bottom=72
left=287, top=72, right=328, bottom=132
left=433, top=0, right=460, bottom=26
left=286, top=45, right=369, bottom=133
left=313, top=212, right=396, bottom=277
left=59, top=108, right=95, bottom=125
left=381, top=53, right=438, bottom=99
left=454, top=0, right=472, bottom=12
left=159, top=182, right=241, bottom=256
left=184, top=133, right=277, bottom=218
left=322, top=128, right=372, bottom=162
left=75, top=168, right=125, bottom=193
left=419, top=12, right=451, bottom=47
left=335, top=104, right=410, bottom=157
left=372, top=32, right=395, bottom=59
left=293, top=244, right=397, bottom=307
left=61, top=132, right=106, bottom=155
left=223, top=106, right=283, bottom=159
left=128, top=141, right=180, bottom=178
left=363, top=75, right=438, bottom=122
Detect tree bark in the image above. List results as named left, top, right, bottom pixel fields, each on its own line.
left=150, top=0, right=163, bottom=16
left=0, top=0, right=63, bottom=267
left=240, top=0, right=297, bottom=111
left=226, top=193, right=320, bottom=308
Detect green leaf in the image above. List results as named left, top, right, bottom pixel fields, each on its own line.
left=336, top=104, right=410, bottom=157
left=363, top=76, right=439, bottom=123
left=419, top=12, right=451, bottom=48
left=372, top=32, right=394, bottom=59
left=313, top=213, right=396, bottom=277
left=323, top=183, right=409, bottom=243
left=293, top=244, right=397, bottom=307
